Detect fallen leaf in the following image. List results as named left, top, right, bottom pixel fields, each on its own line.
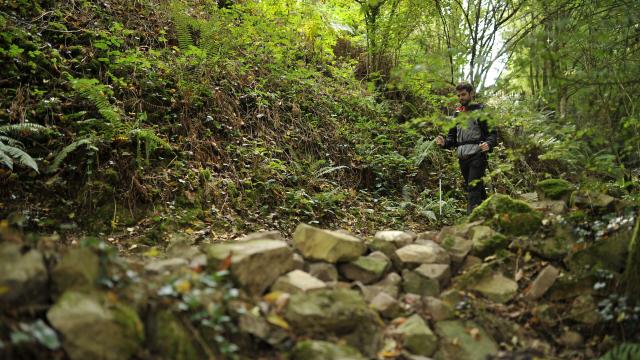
left=218, top=251, right=233, bottom=271
left=144, top=247, right=160, bottom=257
left=469, top=327, right=481, bottom=340
left=266, top=313, right=290, bottom=330
left=175, top=279, right=191, bottom=294
left=263, top=291, right=286, bottom=304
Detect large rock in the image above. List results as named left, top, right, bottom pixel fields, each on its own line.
left=523, top=265, right=559, bottom=300
left=53, top=248, right=100, bottom=292
left=414, top=263, right=451, bottom=287
left=284, top=288, right=383, bottom=357
left=530, top=200, right=567, bottom=214
left=358, top=272, right=402, bottom=302
left=307, top=262, right=338, bottom=283
left=338, top=253, right=390, bottom=284
left=374, top=231, right=415, bottom=247
left=237, top=311, right=288, bottom=345
left=434, top=320, right=499, bottom=360
left=568, top=294, right=601, bottom=325
left=293, top=224, right=364, bottom=263
left=0, top=243, right=47, bottom=305
left=291, top=340, right=366, bottom=360
left=395, top=242, right=450, bottom=269
left=47, top=291, right=144, bottom=360
left=469, top=194, right=542, bottom=236
left=271, top=270, right=327, bottom=294
left=370, top=292, right=401, bottom=318
left=235, top=230, right=284, bottom=242
left=402, top=269, right=440, bottom=297
left=207, top=240, right=294, bottom=296
left=144, top=258, right=188, bottom=274
left=147, top=310, right=203, bottom=360
left=564, top=225, right=632, bottom=273
left=439, top=234, right=473, bottom=264
left=572, top=190, right=615, bottom=210
left=468, top=226, right=508, bottom=257
left=535, top=178, right=574, bottom=201
left=436, top=221, right=483, bottom=243
left=391, top=314, right=438, bottom=357
left=470, top=272, right=517, bottom=303
left=423, top=296, right=454, bottom=321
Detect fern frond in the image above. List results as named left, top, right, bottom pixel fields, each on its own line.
left=130, top=128, right=172, bottom=151
left=412, top=137, right=437, bottom=167
left=0, top=135, right=23, bottom=147
left=48, top=137, right=97, bottom=173
left=313, top=165, right=348, bottom=179
left=0, top=146, right=14, bottom=170
left=0, top=142, right=38, bottom=172
left=0, top=123, right=48, bottom=136
left=71, top=78, right=122, bottom=127
left=598, top=343, right=640, bottom=360
left=170, top=3, right=195, bottom=50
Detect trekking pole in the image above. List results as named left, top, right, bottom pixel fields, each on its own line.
left=439, top=170, right=443, bottom=216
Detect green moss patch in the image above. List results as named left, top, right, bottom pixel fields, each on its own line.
left=469, top=194, right=542, bottom=236
left=536, top=178, right=574, bottom=201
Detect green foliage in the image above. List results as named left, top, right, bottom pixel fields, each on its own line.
left=0, top=123, right=49, bottom=172
left=598, top=343, right=640, bottom=360
left=8, top=320, right=60, bottom=351
left=48, top=137, right=98, bottom=174
left=71, top=78, right=122, bottom=129
left=535, top=178, right=573, bottom=200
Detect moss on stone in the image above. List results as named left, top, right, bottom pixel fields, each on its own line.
left=111, top=302, right=145, bottom=345
left=291, top=340, right=365, bottom=360
left=469, top=194, right=542, bottom=236
left=147, top=310, right=202, bottom=360
left=472, top=233, right=509, bottom=258
left=535, top=178, right=574, bottom=200
left=469, top=194, right=533, bottom=221
left=52, top=247, right=100, bottom=293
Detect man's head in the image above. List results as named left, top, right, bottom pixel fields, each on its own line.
left=455, top=82, right=474, bottom=106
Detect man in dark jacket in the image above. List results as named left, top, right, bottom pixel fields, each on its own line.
left=435, top=82, right=498, bottom=213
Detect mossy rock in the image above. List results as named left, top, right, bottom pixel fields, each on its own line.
left=47, top=291, right=144, bottom=360
left=469, top=194, right=542, bottom=236
left=291, top=340, right=366, bottom=360
left=147, top=310, right=203, bottom=360
left=535, top=179, right=574, bottom=201
left=564, top=226, right=632, bottom=273
left=284, top=289, right=383, bottom=357
left=571, top=190, right=615, bottom=211
left=52, top=247, right=100, bottom=293
left=468, top=226, right=509, bottom=258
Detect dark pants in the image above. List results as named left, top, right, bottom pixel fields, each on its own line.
left=459, top=152, right=488, bottom=214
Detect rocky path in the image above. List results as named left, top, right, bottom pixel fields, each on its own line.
left=1, top=182, right=638, bottom=359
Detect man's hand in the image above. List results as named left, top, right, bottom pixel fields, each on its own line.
left=435, top=135, right=445, bottom=147
left=479, top=142, right=490, bottom=152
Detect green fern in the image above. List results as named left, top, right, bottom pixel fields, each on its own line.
left=0, top=123, right=48, bottom=136
left=0, top=142, right=38, bottom=172
left=598, top=343, right=640, bottom=360
left=48, top=137, right=98, bottom=173
left=313, top=165, right=348, bottom=179
left=0, top=123, right=50, bottom=172
left=131, top=128, right=172, bottom=166
left=71, top=78, right=123, bottom=130
left=169, top=3, right=196, bottom=50
left=412, top=137, right=438, bottom=167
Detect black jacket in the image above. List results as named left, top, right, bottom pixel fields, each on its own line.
left=442, top=103, right=498, bottom=151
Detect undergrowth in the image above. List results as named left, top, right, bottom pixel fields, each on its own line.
left=0, top=0, right=637, bottom=241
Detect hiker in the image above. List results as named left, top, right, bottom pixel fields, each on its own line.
left=435, top=82, right=498, bottom=214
